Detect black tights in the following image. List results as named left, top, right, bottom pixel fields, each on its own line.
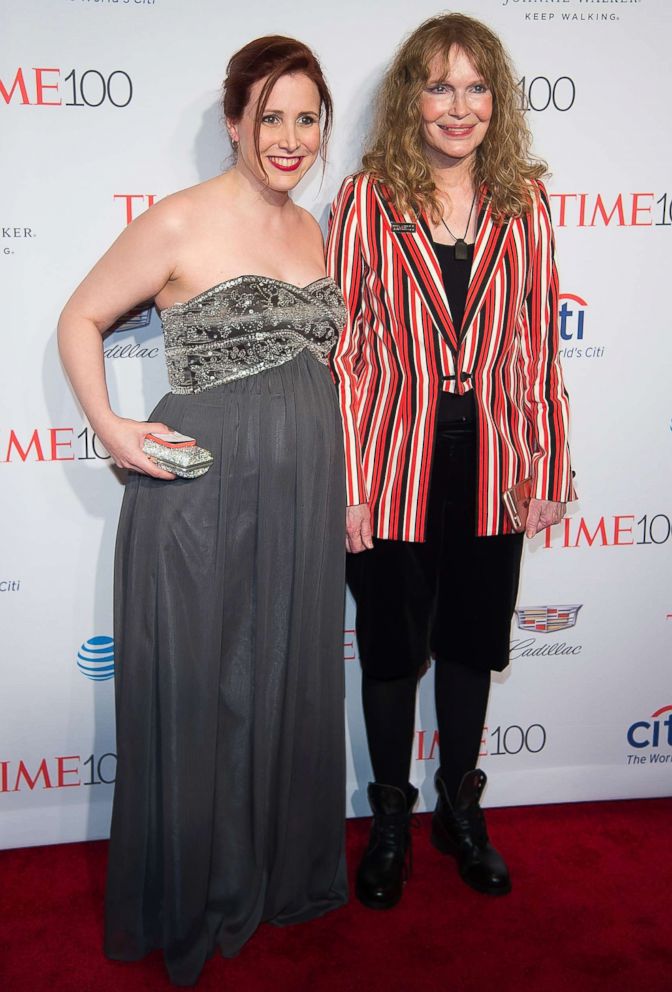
left=362, top=658, right=491, bottom=805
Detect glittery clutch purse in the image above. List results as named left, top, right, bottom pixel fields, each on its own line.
left=142, top=432, right=214, bottom=479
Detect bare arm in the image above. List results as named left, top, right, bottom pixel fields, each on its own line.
left=58, top=198, right=185, bottom=477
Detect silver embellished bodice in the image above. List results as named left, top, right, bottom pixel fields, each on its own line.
left=160, top=275, right=347, bottom=394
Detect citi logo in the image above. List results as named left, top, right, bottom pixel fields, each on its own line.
left=558, top=293, right=606, bottom=359
left=559, top=294, right=586, bottom=341
left=77, top=636, right=114, bottom=681
left=627, top=706, right=672, bottom=751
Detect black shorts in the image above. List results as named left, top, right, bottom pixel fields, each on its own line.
left=347, top=427, right=524, bottom=680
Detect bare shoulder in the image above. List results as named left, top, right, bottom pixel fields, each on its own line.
left=131, top=184, right=200, bottom=240
left=294, top=204, right=325, bottom=248
left=131, top=176, right=229, bottom=239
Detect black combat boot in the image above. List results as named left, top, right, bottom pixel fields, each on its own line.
left=355, top=782, right=419, bottom=910
left=431, top=769, right=511, bottom=895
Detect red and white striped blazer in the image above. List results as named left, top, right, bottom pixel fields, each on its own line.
left=326, top=172, right=576, bottom=541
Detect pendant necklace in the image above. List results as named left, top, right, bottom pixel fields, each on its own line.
left=440, top=190, right=478, bottom=261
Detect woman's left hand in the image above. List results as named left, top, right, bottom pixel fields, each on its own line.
left=525, top=498, right=566, bottom=539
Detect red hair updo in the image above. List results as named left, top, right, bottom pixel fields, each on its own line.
left=223, top=35, right=333, bottom=166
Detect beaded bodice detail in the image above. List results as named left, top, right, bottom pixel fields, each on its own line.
left=161, top=275, right=347, bottom=394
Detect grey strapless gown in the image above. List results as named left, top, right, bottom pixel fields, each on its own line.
left=104, top=276, right=348, bottom=986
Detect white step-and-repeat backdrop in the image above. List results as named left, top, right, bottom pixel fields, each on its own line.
left=2, top=0, right=671, bottom=849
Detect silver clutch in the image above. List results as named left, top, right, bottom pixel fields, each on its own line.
left=142, top=435, right=214, bottom=479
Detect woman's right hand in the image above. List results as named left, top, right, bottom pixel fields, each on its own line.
left=95, top=416, right=177, bottom=479
left=346, top=503, right=374, bottom=553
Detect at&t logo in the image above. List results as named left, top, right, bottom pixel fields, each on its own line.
left=77, top=635, right=114, bottom=681
left=626, top=706, right=672, bottom=765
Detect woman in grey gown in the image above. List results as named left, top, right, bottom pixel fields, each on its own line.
left=58, top=36, right=347, bottom=987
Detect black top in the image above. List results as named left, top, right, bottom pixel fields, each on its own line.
left=432, top=239, right=476, bottom=427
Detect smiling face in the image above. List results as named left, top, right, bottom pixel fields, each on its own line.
left=419, top=46, right=493, bottom=170
left=228, top=71, right=322, bottom=192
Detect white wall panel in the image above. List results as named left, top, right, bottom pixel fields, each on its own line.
left=1, top=0, right=670, bottom=847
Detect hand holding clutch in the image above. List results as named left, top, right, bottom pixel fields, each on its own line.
left=504, top=479, right=567, bottom=537
left=502, top=478, right=532, bottom=533
left=142, top=432, right=214, bottom=479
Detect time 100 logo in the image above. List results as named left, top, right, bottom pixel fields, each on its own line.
left=416, top=723, right=547, bottom=760
left=518, top=75, right=575, bottom=112
left=1, top=67, right=133, bottom=107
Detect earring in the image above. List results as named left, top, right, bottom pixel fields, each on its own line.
left=231, top=137, right=239, bottom=151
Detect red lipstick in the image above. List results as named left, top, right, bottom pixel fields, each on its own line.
left=268, top=157, right=302, bottom=172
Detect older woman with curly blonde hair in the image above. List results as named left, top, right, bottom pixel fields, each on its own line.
left=327, top=12, right=576, bottom=910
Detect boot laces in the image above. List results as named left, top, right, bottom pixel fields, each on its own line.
left=373, top=814, right=409, bottom=848
left=455, top=805, right=488, bottom=846
left=371, top=813, right=419, bottom=878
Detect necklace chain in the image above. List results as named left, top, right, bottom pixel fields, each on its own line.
left=439, top=189, right=478, bottom=245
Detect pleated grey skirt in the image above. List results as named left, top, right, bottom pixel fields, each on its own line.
left=105, top=351, right=347, bottom=986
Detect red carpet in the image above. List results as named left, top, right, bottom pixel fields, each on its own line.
left=2, top=799, right=671, bottom=992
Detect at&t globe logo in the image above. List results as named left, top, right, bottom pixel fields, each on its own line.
left=77, top=636, right=115, bottom=682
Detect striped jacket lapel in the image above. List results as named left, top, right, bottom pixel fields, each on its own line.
left=373, top=184, right=459, bottom=353
left=461, top=194, right=512, bottom=340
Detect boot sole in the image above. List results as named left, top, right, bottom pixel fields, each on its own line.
left=430, top=826, right=512, bottom=897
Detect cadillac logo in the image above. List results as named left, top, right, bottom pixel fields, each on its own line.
left=514, top=605, right=582, bottom=634
left=111, top=302, right=153, bottom=333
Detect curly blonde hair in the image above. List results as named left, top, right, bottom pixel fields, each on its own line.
left=362, top=13, right=547, bottom=221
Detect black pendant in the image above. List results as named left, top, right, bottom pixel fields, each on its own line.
left=454, top=239, right=469, bottom=261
